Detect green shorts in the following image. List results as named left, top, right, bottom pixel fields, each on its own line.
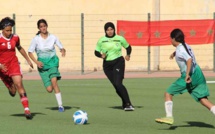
left=166, top=65, right=209, bottom=102
left=38, top=67, right=61, bottom=88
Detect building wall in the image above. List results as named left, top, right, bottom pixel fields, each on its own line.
left=0, top=0, right=215, bottom=72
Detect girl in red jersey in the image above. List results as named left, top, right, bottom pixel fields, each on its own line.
left=0, top=17, right=34, bottom=119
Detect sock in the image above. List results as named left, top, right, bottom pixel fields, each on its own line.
left=20, top=96, right=29, bottom=110
left=55, top=92, right=63, bottom=107
left=24, top=107, right=29, bottom=111
left=165, top=101, right=173, bottom=117
left=210, top=106, right=215, bottom=115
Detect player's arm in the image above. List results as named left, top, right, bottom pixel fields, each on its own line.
left=121, top=36, right=131, bottom=61
left=185, top=58, right=192, bottom=83
left=95, top=38, right=106, bottom=59
left=28, top=38, right=43, bottom=68
left=55, top=36, right=66, bottom=57
left=28, top=52, right=44, bottom=69
left=16, top=45, right=34, bottom=69
left=94, top=50, right=106, bottom=59
left=125, top=45, right=132, bottom=61
left=169, top=51, right=176, bottom=59
left=60, top=48, right=66, bottom=57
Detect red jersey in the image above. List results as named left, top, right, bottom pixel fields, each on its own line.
left=0, top=33, right=21, bottom=79
left=0, top=33, right=19, bottom=64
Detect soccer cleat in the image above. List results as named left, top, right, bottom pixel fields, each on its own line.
left=58, top=106, right=65, bottom=112
left=124, top=105, right=135, bottom=111
left=24, top=110, right=32, bottom=120
left=155, top=117, right=174, bottom=125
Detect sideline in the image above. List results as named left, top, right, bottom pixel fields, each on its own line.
left=22, top=70, right=215, bottom=80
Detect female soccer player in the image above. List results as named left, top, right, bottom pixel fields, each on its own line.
left=28, top=19, right=66, bottom=112
left=0, top=17, right=33, bottom=119
left=155, top=28, right=215, bottom=125
left=94, top=22, right=134, bottom=111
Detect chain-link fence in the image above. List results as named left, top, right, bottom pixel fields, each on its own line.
left=0, top=13, right=214, bottom=74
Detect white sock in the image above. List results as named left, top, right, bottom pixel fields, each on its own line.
left=210, top=106, right=215, bottom=115
left=165, top=101, right=173, bottom=117
left=24, top=107, right=29, bottom=111
left=55, top=92, right=63, bottom=107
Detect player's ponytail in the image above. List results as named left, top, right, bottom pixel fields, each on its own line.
left=181, top=40, right=191, bottom=57
left=36, top=31, right=40, bottom=35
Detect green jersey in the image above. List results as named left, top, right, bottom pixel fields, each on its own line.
left=95, top=35, right=129, bottom=61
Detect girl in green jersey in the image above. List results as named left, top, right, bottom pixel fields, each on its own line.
left=95, top=22, right=134, bottom=111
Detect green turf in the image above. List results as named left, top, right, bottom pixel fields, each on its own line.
left=0, top=77, right=215, bottom=134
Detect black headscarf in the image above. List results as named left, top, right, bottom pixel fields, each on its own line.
left=104, top=22, right=116, bottom=38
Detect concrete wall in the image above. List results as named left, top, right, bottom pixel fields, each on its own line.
left=0, top=0, right=215, bottom=72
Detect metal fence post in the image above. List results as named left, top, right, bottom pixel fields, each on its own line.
left=12, top=13, right=16, bottom=34
left=147, top=13, right=151, bottom=74
left=81, top=13, right=84, bottom=74
left=213, top=12, right=215, bottom=72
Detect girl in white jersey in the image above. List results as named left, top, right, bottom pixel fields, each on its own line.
left=28, top=19, right=66, bottom=112
left=155, top=28, right=215, bottom=125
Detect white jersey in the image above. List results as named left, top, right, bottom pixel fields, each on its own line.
left=28, top=33, right=63, bottom=59
left=175, top=43, right=197, bottom=74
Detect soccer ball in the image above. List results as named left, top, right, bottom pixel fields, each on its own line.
left=73, top=110, right=88, bottom=125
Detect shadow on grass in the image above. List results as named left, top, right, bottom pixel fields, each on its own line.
left=46, top=106, right=79, bottom=111
left=109, top=105, right=143, bottom=110
left=11, top=112, right=46, bottom=119
left=159, top=121, right=215, bottom=130
left=74, top=122, right=91, bottom=125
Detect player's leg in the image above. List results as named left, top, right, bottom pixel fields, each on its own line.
left=46, top=86, right=53, bottom=93
left=38, top=70, right=53, bottom=93
left=113, top=57, right=134, bottom=111
left=190, top=65, right=215, bottom=115
left=199, top=97, right=215, bottom=113
left=190, top=85, right=214, bottom=113
left=11, top=75, right=32, bottom=119
left=39, top=67, right=64, bottom=112
left=0, top=72, right=17, bottom=97
left=48, top=67, right=64, bottom=112
left=104, top=69, right=125, bottom=104
left=155, top=92, right=174, bottom=125
left=8, top=84, right=17, bottom=97
left=51, top=77, right=64, bottom=112
left=155, top=75, right=187, bottom=125
left=190, top=80, right=215, bottom=115
left=103, top=61, right=126, bottom=108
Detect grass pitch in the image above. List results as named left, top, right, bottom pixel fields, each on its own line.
left=0, top=77, right=215, bottom=134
